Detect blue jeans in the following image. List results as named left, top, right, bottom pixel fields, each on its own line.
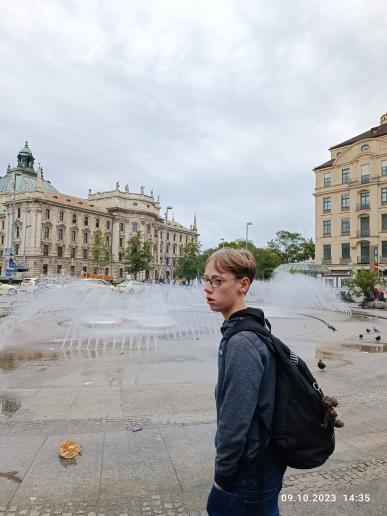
left=206, top=465, right=286, bottom=516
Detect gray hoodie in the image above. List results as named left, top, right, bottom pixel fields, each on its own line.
left=214, top=307, right=281, bottom=490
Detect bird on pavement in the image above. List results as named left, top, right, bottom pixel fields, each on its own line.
left=327, top=324, right=337, bottom=331
left=359, top=334, right=364, bottom=339
left=375, top=335, right=381, bottom=341
left=318, top=359, right=326, bottom=371
left=366, top=328, right=371, bottom=333
left=373, top=326, right=380, bottom=333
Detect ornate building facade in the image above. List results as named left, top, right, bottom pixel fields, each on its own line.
left=314, top=113, right=387, bottom=287
left=0, top=143, right=198, bottom=281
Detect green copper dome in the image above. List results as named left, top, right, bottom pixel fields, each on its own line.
left=0, top=142, right=58, bottom=193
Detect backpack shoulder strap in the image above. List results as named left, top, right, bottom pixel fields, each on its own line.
left=224, top=319, right=276, bottom=354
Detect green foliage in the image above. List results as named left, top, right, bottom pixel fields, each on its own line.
left=175, top=241, right=202, bottom=281
left=124, top=231, right=152, bottom=279
left=89, top=230, right=111, bottom=270
left=267, top=230, right=315, bottom=263
left=348, top=269, right=379, bottom=296
left=251, top=247, right=283, bottom=279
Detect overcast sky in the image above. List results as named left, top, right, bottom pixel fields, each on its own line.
left=1, top=0, right=386, bottom=249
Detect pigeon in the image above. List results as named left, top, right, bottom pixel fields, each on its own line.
left=318, top=359, right=326, bottom=371
left=327, top=324, right=337, bottom=332
left=375, top=335, right=381, bottom=341
left=359, top=334, right=364, bottom=339
left=366, top=328, right=371, bottom=333
left=373, top=326, right=380, bottom=333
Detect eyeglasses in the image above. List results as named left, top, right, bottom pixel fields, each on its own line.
left=202, top=276, right=237, bottom=289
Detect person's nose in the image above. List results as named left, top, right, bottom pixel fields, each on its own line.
left=203, top=281, right=213, bottom=294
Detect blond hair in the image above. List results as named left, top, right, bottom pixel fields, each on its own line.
left=205, top=248, right=256, bottom=284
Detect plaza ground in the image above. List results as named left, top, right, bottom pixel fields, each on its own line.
left=0, top=302, right=387, bottom=515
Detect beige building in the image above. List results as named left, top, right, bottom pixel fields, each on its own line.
left=0, top=143, right=198, bottom=281
left=314, top=113, right=387, bottom=287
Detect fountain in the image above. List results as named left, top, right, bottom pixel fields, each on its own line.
left=0, top=273, right=350, bottom=355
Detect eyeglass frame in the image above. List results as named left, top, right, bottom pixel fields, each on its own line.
left=202, top=275, right=242, bottom=289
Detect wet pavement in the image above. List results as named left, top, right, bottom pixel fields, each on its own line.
left=0, top=304, right=387, bottom=515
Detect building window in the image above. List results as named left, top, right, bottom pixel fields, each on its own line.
left=82, top=266, right=87, bottom=273
left=323, top=244, right=331, bottom=261
left=59, top=211, right=64, bottom=222
left=361, top=164, right=370, bottom=183
left=147, top=224, right=151, bottom=234
left=57, top=246, right=63, bottom=257
left=180, top=235, right=182, bottom=242
left=341, top=243, right=350, bottom=260
left=17, top=208, right=21, bottom=218
left=323, top=197, right=331, bottom=213
left=43, top=226, right=50, bottom=238
left=119, top=252, right=123, bottom=261
left=382, top=160, right=387, bottom=176
left=341, top=219, right=350, bottom=235
left=323, top=176, right=331, bottom=187
left=382, top=241, right=387, bottom=258
left=382, top=188, right=387, bottom=205
left=119, top=237, right=123, bottom=248
left=323, top=220, right=331, bottom=236
left=119, top=222, right=124, bottom=232
left=71, top=247, right=76, bottom=258
left=360, top=192, right=370, bottom=209
left=57, top=228, right=63, bottom=240
left=106, top=236, right=110, bottom=246
left=382, top=214, right=387, bottom=231
left=15, top=244, right=19, bottom=255
left=84, top=216, right=88, bottom=226
left=119, top=268, right=123, bottom=278
left=1, top=235, right=4, bottom=245
left=45, top=208, right=50, bottom=219
left=83, top=232, right=88, bottom=244
left=107, top=221, right=111, bottom=230
left=72, top=213, right=77, bottom=224
left=42, top=264, right=48, bottom=274
left=96, top=218, right=100, bottom=228
left=131, top=222, right=138, bottom=233
left=71, top=230, right=76, bottom=242
left=154, top=229, right=158, bottom=237
left=57, top=264, right=62, bottom=273
left=105, top=267, right=109, bottom=276
left=83, top=248, right=88, bottom=259
left=70, top=265, right=75, bottom=275
left=361, top=144, right=370, bottom=152
left=342, top=169, right=350, bottom=184
left=16, top=226, right=20, bottom=238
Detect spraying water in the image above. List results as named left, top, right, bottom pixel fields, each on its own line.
left=0, top=273, right=349, bottom=352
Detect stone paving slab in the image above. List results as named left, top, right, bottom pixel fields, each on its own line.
left=10, top=433, right=104, bottom=506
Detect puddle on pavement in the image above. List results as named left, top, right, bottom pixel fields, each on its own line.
left=0, top=350, right=60, bottom=371
left=342, top=342, right=387, bottom=352
left=0, top=397, right=21, bottom=416
left=0, top=471, right=22, bottom=483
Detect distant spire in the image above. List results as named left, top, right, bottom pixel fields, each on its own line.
left=172, top=213, right=175, bottom=222
left=193, top=212, right=197, bottom=231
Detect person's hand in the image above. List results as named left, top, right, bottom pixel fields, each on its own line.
left=214, top=481, right=224, bottom=491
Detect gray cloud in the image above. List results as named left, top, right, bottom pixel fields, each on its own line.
left=1, top=0, right=386, bottom=248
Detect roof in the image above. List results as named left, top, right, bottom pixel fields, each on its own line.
left=0, top=172, right=58, bottom=194
left=330, top=123, right=387, bottom=150
left=18, top=141, right=32, bottom=155
left=314, top=159, right=334, bottom=171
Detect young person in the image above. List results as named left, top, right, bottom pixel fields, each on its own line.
left=204, top=248, right=286, bottom=516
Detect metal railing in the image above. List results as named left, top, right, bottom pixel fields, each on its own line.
left=356, top=203, right=370, bottom=211
left=357, top=256, right=370, bottom=264
left=356, top=230, right=370, bottom=238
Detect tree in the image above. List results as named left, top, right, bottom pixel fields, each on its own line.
left=175, top=241, right=202, bottom=281
left=89, top=230, right=111, bottom=273
left=124, top=231, right=152, bottom=279
left=267, top=230, right=315, bottom=263
left=348, top=269, right=378, bottom=297
left=252, top=247, right=283, bottom=279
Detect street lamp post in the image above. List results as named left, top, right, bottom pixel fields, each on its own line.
left=220, top=238, right=225, bottom=248
left=23, top=223, right=31, bottom=264
left=8, top=172, right=21, bottom=277
left=245, top=222, right=252, bottom=249
left=162, top=206, right=173, bottom=281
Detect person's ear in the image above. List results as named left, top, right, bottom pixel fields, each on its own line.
left=240, top=277, right=250, bottom=295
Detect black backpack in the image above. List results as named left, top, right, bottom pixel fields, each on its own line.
left=225, top=313, right=335, bottom=470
